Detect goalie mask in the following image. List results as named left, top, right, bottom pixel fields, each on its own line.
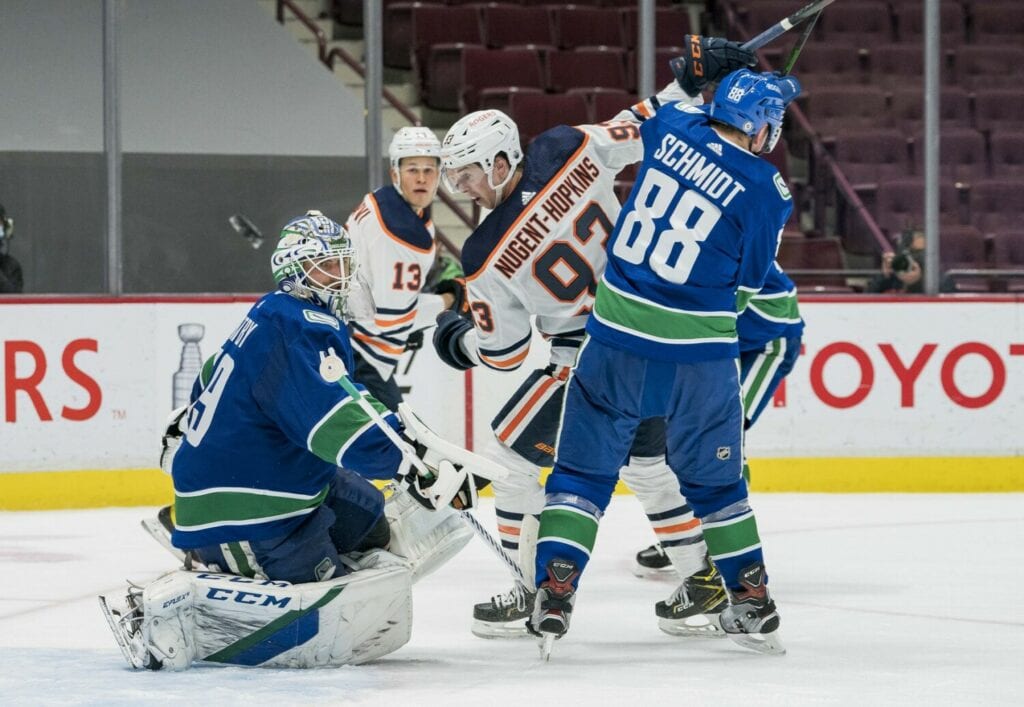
left=440, top=110, right=523, bottom=197
left=708, top=69, right=790, bottom=155
left=272, top=210, right=370, bottom=320
left=389, top=127, right=442, bottom=202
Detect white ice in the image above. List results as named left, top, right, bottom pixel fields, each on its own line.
left=2, top=494, right=1022, bottom=706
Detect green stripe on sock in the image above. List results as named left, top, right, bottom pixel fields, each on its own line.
left=743, top=339, right=780, bottom=411
left=703, top=514, right=761, bottom=557
left=203, top=585, right=345, bottom=664
left=538, top=508, right=599, bottom=553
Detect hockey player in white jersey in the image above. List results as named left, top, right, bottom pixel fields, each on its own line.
left=431, top=37, right=757, bottom=638
left=345, top=127, right=466, bottom=411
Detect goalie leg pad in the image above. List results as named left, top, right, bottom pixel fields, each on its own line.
left=385, top=487, right=473, bottom=582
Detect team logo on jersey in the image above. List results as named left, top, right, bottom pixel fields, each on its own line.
left=707, top=142, right=723, bottom=156
left=303, top=309, right=340, bottom=329
left=521, top=191, right=536, bottom=205
left=773, top=173, right=792, bottom=200
left=716, top=446, right=732, bottom=460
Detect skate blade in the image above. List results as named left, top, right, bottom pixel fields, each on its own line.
left=725, top=630, right=786, bottom=656
left=539, top=633, right=556, bottom=661
left=98, top=595, right=145, bottom=669
left=631, top=562, right=678, bottom=580
left=658, top=615, right=727, bottom=638
left=140, top=517, right=186, bottom=564
left=471, top=619, right=531, bottom=639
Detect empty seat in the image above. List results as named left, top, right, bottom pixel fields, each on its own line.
left=552, top=7, right=624, bottom=49
left=795, top=44, right=863, bottom=88
left=991, top=231, right=1024, bottom=292
left=801, top=86, right=888, bottom=137
left=737, top=2, right=808, bottom=41
left=887, top=87, right=971, bottom=135
left=422, top=43, right=483, bottom=111
left=971, top=2, right=1024, bottom=45
left=818, top=1, right=894, bottom=46
left=776, top=236, right=851, bottom=290
left=991, top=133, right=1024, bottom=177
left=507, top=92, right=590, bottom=145
left=477, top=86, right=543, bottom=117
left=483, top=5, right=555, bottom=48
left=868, top=44, right=925, bottom=88
left=973, top=90, right=1024, bottom=134
left=547, top=47, right=628, bottom=93
left=833, top=130, right=911, bottom=186
left=652, top=46, right=686, bottom=89
left=412, top=5, right=482, bottom=78
left=587, top=89, right=638, bottom=122
left=873, top=178, right=960, bottom=237
left=939, top=225, right=987, bottom=269
left=954, top=46, right=1024, bottom=89
left=460, top=47, right=545, bottom=113
left=894, top=1, right=966, bottom=45
left=620, top=7, right=692, bottom=49
left=384, top=1, right=442, bottom=70
left=912, top=128, right=986, bottom=181
left=970, top=178, right=1024, bottom=233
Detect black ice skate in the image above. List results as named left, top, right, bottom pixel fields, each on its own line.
left=656, top=557, right=728, bottom=637
left=527, top=559, right=579, bottom=661
left=632, top=543, right=675, bottom=578
left=718, top=562, right=786, bottom=656
left=471, top=583, right=536, bottom=639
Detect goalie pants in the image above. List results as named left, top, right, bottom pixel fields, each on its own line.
left=536, top=337, right=765, bottom=593
left=193, top=468, right=388, bottom=584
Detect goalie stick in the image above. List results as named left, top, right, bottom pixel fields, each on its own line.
left=740, top=0, right=837, bottom=52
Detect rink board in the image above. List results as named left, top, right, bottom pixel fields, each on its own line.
left=1, top=295, right=1022, bottom=508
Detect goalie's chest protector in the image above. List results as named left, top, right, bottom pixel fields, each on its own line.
left=461, top=126, right=620, bottom=331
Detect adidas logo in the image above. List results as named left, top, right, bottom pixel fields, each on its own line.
left=521, top=191, right=536, bottom=205
left=707, top=142, right=723, bottom=156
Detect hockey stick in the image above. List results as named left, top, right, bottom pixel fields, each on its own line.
left=781, top=5, right=823, bottom=75
left=740, top=0, right=837, bottom=52
left=317, top=350, right=527, bottom=586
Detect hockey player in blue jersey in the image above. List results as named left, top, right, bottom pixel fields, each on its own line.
left=633, top=262, right=804, bottom=608
left=530, top=69, right=801, bottom=657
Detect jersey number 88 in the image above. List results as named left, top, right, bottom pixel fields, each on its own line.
left=613, top=168, right=722, bottom=284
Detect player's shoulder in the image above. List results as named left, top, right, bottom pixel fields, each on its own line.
left=366, top=186, right=434, bottom=251
left=526, top=125, right=588, bottom=179
left=461, top=207, right=514, bottom=278
left=761, top=261, right=797, bottom=294
left=257, top=291, right=347, bottom=336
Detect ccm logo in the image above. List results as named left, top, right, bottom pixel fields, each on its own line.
left=3, top=339, right=102, bottom=422
left=205, top=587, right=292, bottom=608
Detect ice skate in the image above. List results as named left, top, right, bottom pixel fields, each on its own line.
left=527, top=559, right=579, bottom=661
left=656, top=558, right=727, bottom=637
left=718, top=562, right=786, bottom=656
left=98, top=584, right=161, bottom=670
left=632, top=543, right=675, bottom=578
left=140, top=505, right=185, bottom=564
left=471, top=583, right=536, bottom=638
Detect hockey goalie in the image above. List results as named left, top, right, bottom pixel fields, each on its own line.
left=99, top=211, right=506, bottom=670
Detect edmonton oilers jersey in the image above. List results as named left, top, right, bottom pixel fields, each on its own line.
left=170, top=291, right=402, bottom=549
left=739, top=261, right=804, bottom=352
left=588, top=103, right=793, bottom=363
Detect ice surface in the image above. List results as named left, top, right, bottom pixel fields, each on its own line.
left=2, top=494, right=1022, bottom=706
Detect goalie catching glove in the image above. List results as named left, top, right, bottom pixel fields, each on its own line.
left=670, top=35, right=757, bottom=97
left=159, top=406, right=188, bottom=475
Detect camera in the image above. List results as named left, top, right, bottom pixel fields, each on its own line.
left=890, top=250, right=915, bottom=273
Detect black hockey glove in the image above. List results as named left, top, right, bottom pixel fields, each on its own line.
left=670, top=35, right=757, bottom=97
left=434, top=277, right=469, bottom=315
left=404, top=329, right=425, bottom=351
left=159, top=406, right=188, bottom=474
left=433, top=309, right=476, bottom=371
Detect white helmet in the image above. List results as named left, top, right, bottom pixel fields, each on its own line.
left=389, top=127, right=441, bottom=202
left=271, top=210, right=358, bottom=319
left=440, top=110, right=523, bottom=195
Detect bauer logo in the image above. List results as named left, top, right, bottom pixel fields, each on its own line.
left=773, top=173, right=791, bottom=200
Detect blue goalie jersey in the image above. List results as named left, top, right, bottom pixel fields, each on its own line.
left=588, top=103, right=793, bottom=363
left=170, top=292, right=402, bottom=549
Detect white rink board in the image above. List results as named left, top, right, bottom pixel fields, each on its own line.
left=0, top=297, right=1022, bottom=473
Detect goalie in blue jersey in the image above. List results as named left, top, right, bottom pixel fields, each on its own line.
left=530, top=69, right=801, bottom=658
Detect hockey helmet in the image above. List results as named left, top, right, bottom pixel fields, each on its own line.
left=271, top=210, right=359, bottom=318
left=389, top=127, right=442, bottom=202
left=709, top=69, right=796, bottom=154
left=440, top=110, right=523, bottom=194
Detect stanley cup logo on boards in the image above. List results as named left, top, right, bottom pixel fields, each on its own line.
left=173, top=323, right=205, bottom=408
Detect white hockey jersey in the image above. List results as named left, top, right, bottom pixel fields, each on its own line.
left=459, top=88, right=701, bottom=371
left=345, top=185, right=446, bottom=379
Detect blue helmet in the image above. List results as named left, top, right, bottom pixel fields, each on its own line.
left=709, top=69, right=799, bottom=154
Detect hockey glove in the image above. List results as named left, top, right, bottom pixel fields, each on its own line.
left=401, top=436, right=479, bottom=511
left=404, top=329, right=425, bottom=351
left=670, top=35, right=757, bottom=97
left=434, top=277, right=469, bottom=315
left=159, top=406, right=188, bottom=475
left=433, top=309, right=476, bottom=371
left=770, top=72, right=803, bottom=106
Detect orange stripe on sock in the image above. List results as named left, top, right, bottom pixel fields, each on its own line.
left=497, top=524, right=521, bottom=536
left=654, top=518, right=701, bottom=535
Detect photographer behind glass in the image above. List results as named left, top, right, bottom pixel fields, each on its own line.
left=867, top=227, right=953, bottom=294
left=0, top=202, right=24, bottom=294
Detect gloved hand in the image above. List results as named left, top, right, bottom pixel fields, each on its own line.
left=670, top=35, right=757, bottom=97
left=434, top=277, right=469, bottom=315
left=433, top=309, right=476, bottom=370
left=771, top=72, right=803, bottom=106
left=404, top=329, right=425, bottom=351
left=159, top=406, right=188, bottom=475
left=401, top=436, right=479, bottom=511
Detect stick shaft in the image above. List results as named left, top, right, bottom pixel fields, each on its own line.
left=740, top=0, right=837, bottom=51
left=782, top=8, right=822, bottom=74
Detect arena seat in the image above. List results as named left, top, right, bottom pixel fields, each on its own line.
left=586, top=88, right=638, bottom=123
left=796, top=44, right=864, bottom=89
left=383, top=2, right=441, bottom=70
left=973, top=90, right=1024, bottom=135
left=939, top=225, right=988, bottom=269
left=912, top=128, right=986, bottom=182
left=832, top=130, right=912, bottom=187
left=482, top=5, right=555, bottom=49
left=547, top=47, right=628, bottom=93
left=817, top=1, right=894, bottom=47
left=873, top=178, right=960, bottom=237
left=970, top=2, right=1024, bottom=45
left=506, top=91, right=590, bottom=145
left=422, top=43, right=483, bottom=110
left=893, top=1, right=965, bottom=45
left=970, top=179, right=1024, bottom=233
left=867, top=44, right=926, bottom=89
left=886, top=87, right=971, bottom=136
left=990, top=133, right=1024, bottom=178
left=776, top=236, right=852, bottom=291
left=991, top=231, right=1024, bottom=292
left=412, top=5, right=483, bottom=81
left=954, top=46, right=1024, bottom=89
left=552, top=7, right=624, bottom=50
left=459, top=47, right=545, bottom=113
left=799, top=86, right=888, bottom=137
left=619, top=7, right=692, bottom=49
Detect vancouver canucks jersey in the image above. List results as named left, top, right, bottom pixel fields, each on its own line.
left=589, top=103, right=793, bottom=363
left=739, top=261, right=804, bottom=352
left=170, top=291, right=402, bottom=550
left=346, top=186, right=446, bottom=379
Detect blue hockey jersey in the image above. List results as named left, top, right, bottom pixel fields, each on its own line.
left=588, top=103, right=793, bottom=363
left=170, top=291, right=402, bottom=549
left=738, top=262, right=804, bottom=352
